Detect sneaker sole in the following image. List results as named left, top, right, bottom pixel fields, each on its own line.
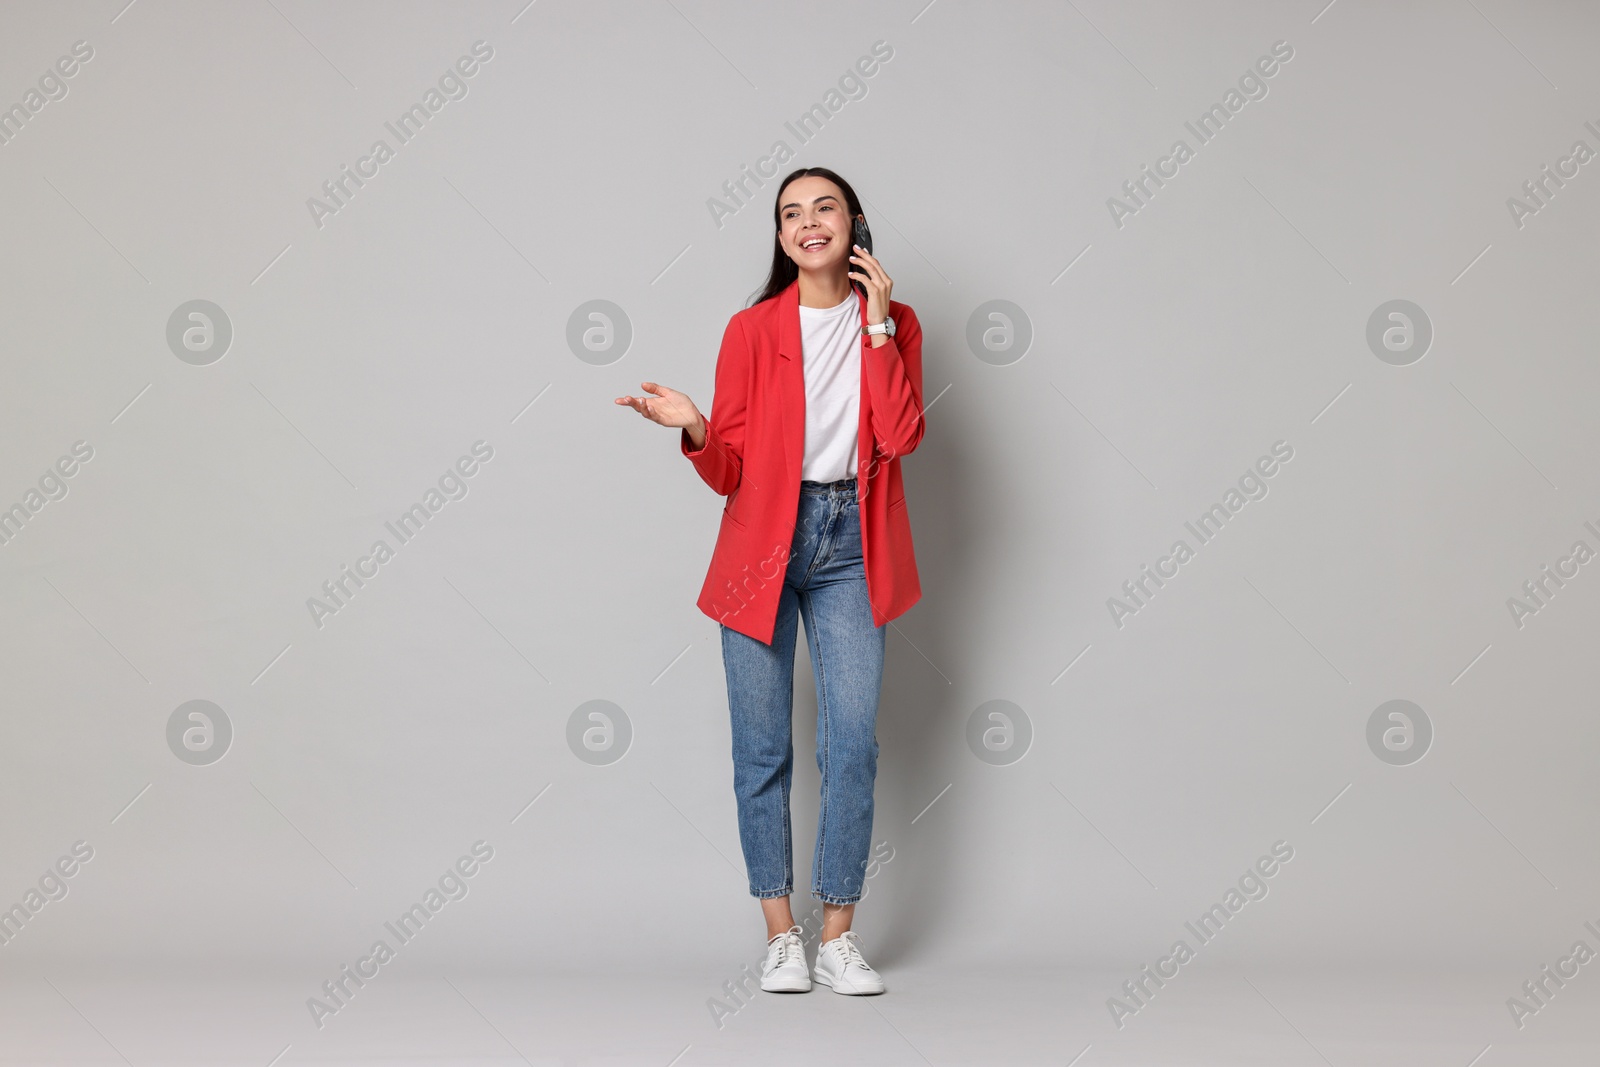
left=760, top=975, right=812, bottom=992
left=813, top=969, right=885, bottom=995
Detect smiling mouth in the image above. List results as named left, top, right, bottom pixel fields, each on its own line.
left=799, top=236, right=831, bottom=253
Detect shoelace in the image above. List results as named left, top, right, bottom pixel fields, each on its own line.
left=770, top=925, right=804, bottom=966
left=832, top=930, right=869, bottom=971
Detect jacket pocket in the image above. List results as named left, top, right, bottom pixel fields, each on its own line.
left=723, top=496, right=747, bottom=530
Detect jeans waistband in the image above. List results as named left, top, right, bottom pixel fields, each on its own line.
left=800, top=477, right=857, bottom=496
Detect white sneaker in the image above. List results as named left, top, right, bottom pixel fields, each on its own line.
left=760, top=925, right=812, bottom=992
left=813, top=930, right=885, bottom=994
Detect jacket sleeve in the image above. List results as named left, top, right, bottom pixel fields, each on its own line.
left=862, top=301, right=926, bottom=459
left=680, top=313, right=748, bottom=496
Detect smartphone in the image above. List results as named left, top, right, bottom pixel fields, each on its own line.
left=851, top=215, right=873, bottom=296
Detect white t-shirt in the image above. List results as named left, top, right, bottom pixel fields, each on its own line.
left=798, top=289, right=862, bottom=483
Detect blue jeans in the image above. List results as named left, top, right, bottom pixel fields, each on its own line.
left=720, top=477, right=887, bottom=905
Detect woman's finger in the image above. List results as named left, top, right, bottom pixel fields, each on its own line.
left=849, top=269, right=884, bottom=297
left=851, top=245, right=884, bottom=277
left=851, top=253, right=889, bottom=295
left=860, top=246, right=892, bottom=287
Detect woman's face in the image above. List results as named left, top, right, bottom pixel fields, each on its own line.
left=776, top=176, right=856, bottom=275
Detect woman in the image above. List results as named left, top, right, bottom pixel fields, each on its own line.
left=615, top=167, right=925, bottom=995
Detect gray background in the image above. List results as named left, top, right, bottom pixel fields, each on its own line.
left=2, top=0, right=1599, bottom=1063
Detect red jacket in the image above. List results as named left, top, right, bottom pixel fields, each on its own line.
left=682, top=277, right=925, bottom=645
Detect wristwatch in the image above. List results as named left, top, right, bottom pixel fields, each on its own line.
left=862, top=316, right=896, bottom=338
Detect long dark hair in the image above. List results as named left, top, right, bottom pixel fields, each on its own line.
left=747, top=166, right=865, bottom=308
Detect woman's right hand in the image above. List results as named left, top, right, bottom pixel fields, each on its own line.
left=615, top=382, right=707, bottom=446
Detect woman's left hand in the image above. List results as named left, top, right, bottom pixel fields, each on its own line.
left=848, top=243, right=893, bottom=327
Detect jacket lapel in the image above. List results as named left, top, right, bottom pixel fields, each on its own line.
left=854, top=284, right=872, bottom=495
left=776, top=279, right=804, bottom=487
